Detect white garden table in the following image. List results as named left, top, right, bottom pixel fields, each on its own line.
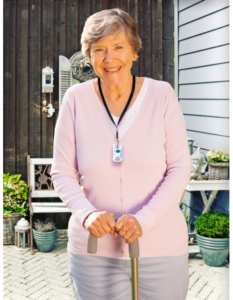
left=178, top=179, right=230, bottom=256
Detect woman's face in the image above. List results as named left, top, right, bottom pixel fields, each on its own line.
left=89, top=30, right=137, bottom=87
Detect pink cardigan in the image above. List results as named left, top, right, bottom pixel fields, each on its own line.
left=50, top=78, right=192, bottom=258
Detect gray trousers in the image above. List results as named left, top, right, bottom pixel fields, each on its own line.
left=68, top=251, right=189, bottom=300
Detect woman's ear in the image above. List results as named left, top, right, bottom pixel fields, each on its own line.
left=132, top=52, right=138, bottom=62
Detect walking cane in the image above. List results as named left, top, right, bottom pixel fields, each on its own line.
left=87, top=216, right=140, bottom=300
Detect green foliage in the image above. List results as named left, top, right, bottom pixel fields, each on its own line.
left=195, top=210, right=229, bottom=238
left=206, top=149, right=229, bottom=163
left=180, top=203, right=192, bottom=229
left=3, top=173, right=29, bottom=218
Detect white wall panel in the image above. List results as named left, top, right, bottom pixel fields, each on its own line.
left=184, top=115, right=229, bottom=136
left=178, top=0, right=202, bottom=11
left=186, top=131, right=229, bottom=152
left=179, top=26, right=229, bottom=55
left=180, top=100, right=229, bottom=118
left=179, top=45, right=229, bottom=69
left=179, top=8, right=229, bottom=40
left=179, top=64, right=229, bottom=84
left=179, top=0, right=229, bottom=26
left=179, top=82, right=229, bottom=99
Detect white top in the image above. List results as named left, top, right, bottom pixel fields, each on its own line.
left=110, top=78, right=149, bottom=140
left=100, top=77, right=149, bottom=259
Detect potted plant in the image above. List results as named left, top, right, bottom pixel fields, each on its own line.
left=195, top=210, right=229, bottom=267
left=206, top=149, right=229, bottom=180
left=3, top=173, right=29, bottom=244
left=33, top=218, right=57, bottom=252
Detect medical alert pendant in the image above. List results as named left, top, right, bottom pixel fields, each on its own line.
left=113, top=144, right=123, bottom=162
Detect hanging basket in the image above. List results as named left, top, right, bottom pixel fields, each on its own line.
left=208, top=162, right=229, bottom=180
left=3, top=212, right=22, bottom=245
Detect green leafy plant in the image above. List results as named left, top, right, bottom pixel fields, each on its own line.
left=3, top=173, right=29, bottom=218
left=206, top=149, right=229, bottom=163
left=180, top=203, right=192, bottom=229
left=195, top=211, right=229, bottom=239
left=34, top=218, right=56, bottom=232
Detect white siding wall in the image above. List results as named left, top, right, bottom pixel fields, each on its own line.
left=176, top=0, right=229, bottom=222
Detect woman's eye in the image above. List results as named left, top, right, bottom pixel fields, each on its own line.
left=96, top=49, right=103, bottom=52
left=116, top=46, right=122, bottom=50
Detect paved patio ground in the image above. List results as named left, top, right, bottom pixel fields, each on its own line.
left=3, top=229, right=229, bottom=300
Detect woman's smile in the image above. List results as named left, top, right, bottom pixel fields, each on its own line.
left=104, top=66, right=122, bottom=73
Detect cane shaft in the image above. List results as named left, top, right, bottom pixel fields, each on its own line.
left=131, top=258, right=139, bottom=300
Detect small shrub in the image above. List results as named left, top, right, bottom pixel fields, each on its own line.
left=3, top=173, right=29, bottom=218
left=34, top=218, right=56, bottom=232
left=195, top=211, right=229, bottom=239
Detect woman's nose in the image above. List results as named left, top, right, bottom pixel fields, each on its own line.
left=103, top=51, right=114, bottom=62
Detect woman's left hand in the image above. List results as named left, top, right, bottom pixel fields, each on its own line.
left=113, top=214, right=142, bottom=244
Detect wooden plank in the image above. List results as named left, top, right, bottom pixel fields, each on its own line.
left=178, top=0, right=201, bottom=11
left=54, top=0, right=66, bottom=125
left=179, top=63, right=229, bottom=84
left=179, top=82, right=229, bottom=99
left=179, top=26, right=229, bottom=55
left=16, top=0, right=28, bottom=179
left=42, top=0, right=54, bottom=159
left=128, top=0, right=139, bottom=77
left=139, top=0, right=150, bottom=78
left=33, top=206, right=70, bottom=213
left=4, top=0, right=16, bottom=174
left=151, top=0, right=163, bottom=80
left=66, top=0, right=79, bottom=57
left=187, top=131, right=229, bottom=152
left=162, top=0, right=174, bottom=85
left=179, top=0, right=229, bottom=26
left=79, top=0, right=91, bottom=55
left=28, top=0, right=41, bottom=158
left=174, top=0, right=178, bottom=94
left=95, top=0, right=103, bottom=12
left=118, top=0, right=128, bottom=13
left=184, top=115, right=229, bottom=136
left=179, top=7, right=229, bottom=40
left=31, top=190, right=58, bottom=198
left=186, top=180, right=229, bottom=192
left=59, top=0, right=77, bottom=228
left=179, top=45, right=229, bottom=69
left=41, top=0, right=57, bottom=226
left=2, top=0, right=6, bottom=173
left=180, top=100, right=229, bottom=118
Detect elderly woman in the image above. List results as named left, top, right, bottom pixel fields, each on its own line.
left=51, top=8, right=192, bottom=300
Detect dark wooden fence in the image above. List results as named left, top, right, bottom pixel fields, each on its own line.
left=4, top=0, right=174, bottom=228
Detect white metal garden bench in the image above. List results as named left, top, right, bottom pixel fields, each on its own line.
left=27, top=155, right=70, bottom=255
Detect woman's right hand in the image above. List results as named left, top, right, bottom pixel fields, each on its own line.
left=84, top=211, right=116, bottom=238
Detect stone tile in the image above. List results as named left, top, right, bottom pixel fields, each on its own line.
left=186, top=294, right=199, bottom=300
left=207, top=267, right=229, bottom=275
left=23, top=281, right=48, bottom=297
left=5, top=292, right=29, bottom=300
left=206, top=291, right=223, bottom=300
left=218, top=293, right=229, bottom=300
left=191, top=277, right=208, bottom=293
left=188, top=289, right=198, bottom=297
left=197, top=285, right=214, bottom=299
left=3, top=289, right=11, bottom=296
left=27, top=286, right=52, bottom=300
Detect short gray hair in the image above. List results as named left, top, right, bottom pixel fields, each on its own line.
left=81, top=8, right=142, bottom=61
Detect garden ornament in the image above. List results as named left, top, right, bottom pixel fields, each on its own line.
left=191, top=146, right=207, bottom=176
left=14, top=218, right=30, bottom=251
left=70, top=51, right=97, bottom=82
